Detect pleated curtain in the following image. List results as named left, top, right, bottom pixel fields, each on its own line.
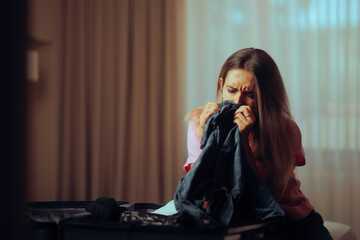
left=59, top=0, right=186, bottom=203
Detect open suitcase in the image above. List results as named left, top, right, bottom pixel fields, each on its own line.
left=24, top=200, right=129, bottom=240
left=25, top=199, right=274, bottom=240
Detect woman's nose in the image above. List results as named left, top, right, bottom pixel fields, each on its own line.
left=234, top=93, right=243, bottom=104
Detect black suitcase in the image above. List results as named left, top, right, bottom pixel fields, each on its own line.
left=59, top=202, right=271, bottom=240
left=25, top=200, right=273, bottom=240
left=24, top=200, right=129, bottom=240
left=60, top=219, right=269, bottom=240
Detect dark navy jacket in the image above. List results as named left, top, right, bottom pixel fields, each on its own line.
left=174, top=101, right=285, bottom=227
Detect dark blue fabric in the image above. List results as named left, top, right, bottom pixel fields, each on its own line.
left=174, top=101, right=285, bottom=227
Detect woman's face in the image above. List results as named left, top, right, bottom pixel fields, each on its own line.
left=219, top=68, right=257, bottom=110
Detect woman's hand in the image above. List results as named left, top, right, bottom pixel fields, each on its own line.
left=234, top=105, right=256, bottom=139
left=195, top=102, right=220, bottom=138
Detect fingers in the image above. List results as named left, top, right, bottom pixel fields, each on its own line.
left=199, top=102, right=220, bottom=127
left=234, top=105, right=256, bottom=135
left=235, top=105, right=255, bottom=119
left=196, top=102, right=220, bottom=139
left=199, top=103, right=256, bottom=138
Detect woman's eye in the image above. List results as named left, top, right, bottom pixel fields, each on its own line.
left=227, top=88, right=236, bottom=93
left=245, top=91, right=255, bottom=99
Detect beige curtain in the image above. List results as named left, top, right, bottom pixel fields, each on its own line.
left=58, top=0, right=186, bottom=203
left=185, top=0, right=360, bottom=236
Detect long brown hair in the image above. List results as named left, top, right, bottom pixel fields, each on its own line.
left=188, top=48, right=293, bottom=198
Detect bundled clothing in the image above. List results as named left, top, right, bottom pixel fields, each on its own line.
left=183, top=102, right=313, bottom=221
left=174, top=101, right=285, bottom=227
left=178, top=101, right=333, bottom=239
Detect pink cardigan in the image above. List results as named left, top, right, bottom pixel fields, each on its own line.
left=184, top=121, right=313, bottom=221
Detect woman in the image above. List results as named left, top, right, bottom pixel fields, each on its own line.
left=184, top=48, right=332, bottom=239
